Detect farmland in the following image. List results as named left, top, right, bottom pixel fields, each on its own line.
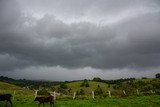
left=0, top=77, right=160, bottom=107
left=0, top=93, right=160, bottom=107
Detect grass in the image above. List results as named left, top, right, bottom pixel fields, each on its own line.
left=55, top=95, right=160, bottom=107
left=56, top=81, right=112, bottom=95
left=1, top=95, right=160, bottom=107
left=0, top=81, right=21, bottom=90
left=0, top=81, right=35, bottom=107
left=1, top=81, right=160, bottom=107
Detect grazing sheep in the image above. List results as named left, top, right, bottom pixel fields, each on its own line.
left=0, top=94, right=13, bottom=107
left=34, top=96, right=54, bottom=107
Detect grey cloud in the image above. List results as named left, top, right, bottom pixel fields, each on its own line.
left=0, top=54, right=31, bottom=71
left=111, top=12, right=160, bottom=68
left=2, top=66, right=159, bottom=81
left=0, top=0, right=22, bottom=30
left=17, top=0, right=160, bottom=24
left=0, top=0, right=160, bottom=75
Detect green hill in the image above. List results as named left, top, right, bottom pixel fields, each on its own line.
left=54, top=80, right=113, bottom=97
left=0, top=81, right=37, bottom=107
left=0, top=81, right=34, bottom=96
left=67, top=81, right=111, bottom=93
left=0, top=81, right=21, bottom=90
left=0, top=81, right=21, bottom=94
left=0, top=81, right=160, bottom=107
left=52, top=78, right=160, bottom=98
left=0, top=78, right=160, bottom=107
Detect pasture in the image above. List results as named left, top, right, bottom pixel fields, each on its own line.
left=0, top=79, right=160, bottom=107
left=0, top=95, right=160, bottom=107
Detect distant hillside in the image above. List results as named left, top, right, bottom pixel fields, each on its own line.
left=0, top=81, right=35, bottom=97
left=0, top=76, right=61, bottom=89
left=1, top=75, right=160, bottom=97
left=0, top=81, right=21, bottom=90
left=52, top=78, right=160, bottom=97
left=66, top=81, right=111, bottom=94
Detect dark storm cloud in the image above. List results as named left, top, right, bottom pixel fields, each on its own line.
left=0, top=13, right=115, bottom=70
left=0, top=0, right=160, bottom=74
left=112, top=12, right=160, bottom=68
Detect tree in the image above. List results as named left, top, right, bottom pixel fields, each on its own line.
left=57, top=87, right=68, bottom=94
left=93, top=77, right=102, bottom=82
left=155, top=73, right=160, bottom=78
left=95, top=85, right=103, bottom=95
left=37, top=88, right=50, bottom=95
left=51, top=86, right=56, bottom=91
left=60, top=83, right=68, bottom=89
left=76, top=89, right=85, bottom=96
left=80, top=79, right=89, bottom=87
left=76, top=90, right=80, bottom=95
left=68, top=88, right=72, bottom=93
left=79, top=89, right=85, bottom=95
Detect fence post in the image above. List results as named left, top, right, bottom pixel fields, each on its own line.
left=54, top=91, right=56, bottom=100
left=34, top=90, right=38, bottom=98
left=123, top=90, right=126, bottom=95
left=73, top=92, right=76, bottom=100
left=13, top=90, right=16, bottom=100
left=108, top=91, right=111, bottom=97
left=136, top=89, right=139, bottom=95
left=92, top=91, right=95, bottom=99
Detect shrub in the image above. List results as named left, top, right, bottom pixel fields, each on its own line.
left=37, top=88, right=50, bottom=96
left=79, top=89, right=85, bottom=95
left=95, top=85, right=103, bottom=95
left=80, top=79, right=90, bottom=87
left=57, top=87, right=68, bottom=95
left=93, top=77, right=102, bottom=82
left=155, top=73, right=160, bottom=78
left=60, top=83, right=68, bottom=89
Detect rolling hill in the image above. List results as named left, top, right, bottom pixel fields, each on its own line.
left=62, top=81, right=112, bottom=94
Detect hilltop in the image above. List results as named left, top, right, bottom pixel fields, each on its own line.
left=55, top=80, right=112, bottom=96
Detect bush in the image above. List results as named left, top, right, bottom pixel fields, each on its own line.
left=80, top=79, right=90, bottom=87
left=68, top=88, right=72, bottom=93
left=60, top=83, right=68, bottom=89
left=155, top=90, right=160, bottom=95
left=155, top=73, right=160, bottom=78
left=79, top=89, right=85, bottom=95
left=37, top=88, right=50, bottom=96
left=57, top=87, right=68, bottom=95
left=95, top=85, right=103, bottom=95
left=93, top=77, right=102, bottom=82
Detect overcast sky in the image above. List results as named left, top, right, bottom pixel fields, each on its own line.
left=0, top=0, right=160, bottom=81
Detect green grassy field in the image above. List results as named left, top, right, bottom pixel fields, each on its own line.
left=56, top=95, right=160, bottom=107
left=60, top=81, right=112, bottom=95
left=0, top=95, right=160, bottom=107
left=1, top=81, right=160, bottom=107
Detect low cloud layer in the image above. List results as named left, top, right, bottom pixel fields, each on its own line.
left=0, top=0, right=160, bottom=80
